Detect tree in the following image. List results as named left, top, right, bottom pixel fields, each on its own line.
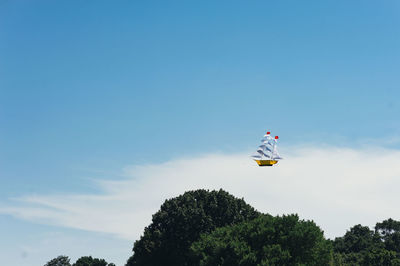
left=334, top=224, right=382, bottom=254
left=333, top=221, right=400, bottom=265
left=190, top=214, right=333, bottom=266
left=73, top=256, right=115, bottom=266
left=127, top=189, right=260, bottom=266
left=44, top=256, right=71, bottom=266
left=376, top=218, right=400, bottom=253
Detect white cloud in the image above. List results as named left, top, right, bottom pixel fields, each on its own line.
left=2, top=145, right=400, bottom=241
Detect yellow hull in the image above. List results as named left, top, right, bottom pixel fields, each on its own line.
left=254, top=160, right=278, bottom=166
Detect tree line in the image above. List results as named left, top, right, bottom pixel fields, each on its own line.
left=44, top=255, right=115, bottom=266
left=45, top=189, right=400, bottom=266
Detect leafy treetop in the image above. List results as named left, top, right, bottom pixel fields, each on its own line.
left=127, top=189, right=260, bottom=266
left=44, top=256, right=71, bottom=266
left=191, top=214, right=333, bottom=266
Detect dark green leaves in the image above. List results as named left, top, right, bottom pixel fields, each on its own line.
left=191, top=214, right=332, bottom=266
left=333, top=220, right=400, bottom=265
left=128, top=189, right=260, bottom=266
left=44, top=256, right=71, bottom=266
left=45, top=256, right=115, bottom=266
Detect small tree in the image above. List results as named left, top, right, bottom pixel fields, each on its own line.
left=334, top=224, right=382, bottom=254
left=44, top=255, right=71, bottom=266
left=376, top=218, right=400, bottom=253
left=73, top=256, right=115, bottom=266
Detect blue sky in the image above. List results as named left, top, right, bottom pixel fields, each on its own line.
left=1, top=1, right=400, bottom=265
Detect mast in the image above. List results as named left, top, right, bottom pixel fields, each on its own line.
left=271, top=136, right=282, bottom=160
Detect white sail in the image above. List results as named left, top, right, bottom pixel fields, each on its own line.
left=253, top=149, right=270, bottom=159
left=262, top=138, right=275, bottom=145
left=271, top=139, right=283, bottom=160
left=257, top=148, right=269, bottom=157
left=261, top=135, right=273, bottom=142
left=271, top=148, right=282, bottom=159
left=262, top=152, right=271, bottom=158
left=258, top=144, right=271, bottom=152
left=264, top=144, right=273, bottom=152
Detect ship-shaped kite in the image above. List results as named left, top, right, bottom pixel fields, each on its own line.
left=252, top=131, right=282, bottom=166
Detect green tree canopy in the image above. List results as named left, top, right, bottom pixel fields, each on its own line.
left=73, top=256, right=115, bottom=266
left=376, top=218, right=400, bottom=253
left=334, top=224, right=382, bottom=254
left=127, top=189, right=260, bottom=266
left=333, top=221, right=400, bottom=265
left=44, top=256, right=71, bottom=266
left=191, top=214, right=333, bottom=266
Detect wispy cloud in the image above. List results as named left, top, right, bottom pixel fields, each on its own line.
left=2, top=145, right=400, bottom=240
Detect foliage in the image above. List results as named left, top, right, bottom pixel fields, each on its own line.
left=73, top=256, right=115, bottom=266
left=376, top=218, right=400, bottom=253
left=334, top=224, right=382, bottom=254
left=127, top=189, right=260, bottom=266
left=190, top=214, right=333, bottom=266
left=44, top=256, right=71, bottom=266
left=333, top=220, right=400, bottom=265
